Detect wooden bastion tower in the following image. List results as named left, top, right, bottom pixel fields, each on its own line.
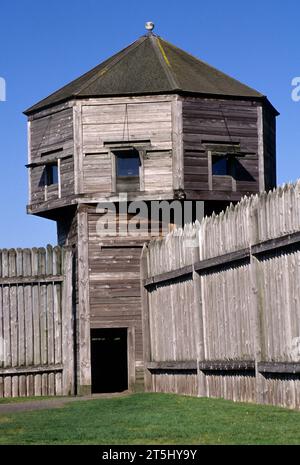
left=24, top=24, right=277, bottom=395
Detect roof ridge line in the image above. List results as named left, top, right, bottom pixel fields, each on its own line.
left=150, top=35, right=180, bottom=91
left=74, top=36, right=148, bottom=96
left=160, top=37, right=264, bottom=98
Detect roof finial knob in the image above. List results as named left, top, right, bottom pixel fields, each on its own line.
left=145, top=21, right=155, bottom=33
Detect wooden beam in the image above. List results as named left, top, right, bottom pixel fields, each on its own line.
left=252, top=231, right=300, bottom=256
left=127, top=326, right=136, bottom=391
left=194, top=248, right=250, bottom=274
left=0, top=364, right=63, bottom=376
left=172, top=96, right=184, bottom=191
left=144, top=264, right=193, bottom=287
left=257, top=105, right=265, bottom=193
left=258, top=362, right=300, bottom=374
left=198, top=360, right=255, bottom=371
left=57, top=158, right=61, bottom=199
left=144, top=250, right=249, bottom=287
left=147, top=361, right=197, bottom=371
left=26, top=154, right=72, bottom=168
left=27, top=120, right=32, bottom=205
left=77, top=206, right=91, bottom=395
left=0, top=275, right=63, bottom=285
left=73, top=103, right=83, bottom=194
left=62, top=247, right=75, bottom=395
left=141, top=245, right=152, bottom=390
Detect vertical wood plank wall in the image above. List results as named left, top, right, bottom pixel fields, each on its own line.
left=142, top=181, right=300, bottom=409
left=0, top=246, right=74, bottom=397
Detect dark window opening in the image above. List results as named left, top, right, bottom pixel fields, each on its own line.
left=116, top=150, right=140, bottom=177
left=45, top=163, right=58, bottom=186
left=212, top=155, right=231, bottom=176
left=115, top=149, right=141, bottom=192
left=235, top=160, right=256, bottom=182
left=91, top=328, right=128, bottom=393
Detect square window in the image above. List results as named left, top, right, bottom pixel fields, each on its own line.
left=212, top=155, right=231, bottom=176
left=45, top=163, right=58, bottom=185
left=115, top=150, right=140, bottom=177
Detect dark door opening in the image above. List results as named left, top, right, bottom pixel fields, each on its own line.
left=91, top=328, right=128, bottom=393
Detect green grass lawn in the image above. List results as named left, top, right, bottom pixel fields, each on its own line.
left=0, top=393, right=300, bottom=445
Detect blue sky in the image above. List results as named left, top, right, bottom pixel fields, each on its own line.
left=0, top=0, right=299, bottom=247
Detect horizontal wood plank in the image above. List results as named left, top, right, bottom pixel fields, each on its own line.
left=198, top=360, right=255, bottom=371
left=0, top=364, right=63, bottom=376
left=147, top=361, right=197, bottom=371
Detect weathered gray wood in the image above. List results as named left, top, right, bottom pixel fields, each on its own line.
left=77, top=207, right=91, bottom=395
left=144, top=265, right=193, bottom=287
left=142, top=180, right=300, bottom=409
left=0, top=364, right=63, bottom=375
left=147, top=361, right=197, bottom=370
left=198, top=361, right=255, bottom=371
left=73, top=103, right=83, bottom=194
left=258, top=362, right=300, bottom=374
left=26, top=153, right=71, bottom=168
left=127, top=326, right=136, bottom=391
left=249, top=199, right=265, bottom=404
left=172, top=97, right=184, bottom=191
left=257, top=105, right=265, bottom=193
left=0, top=246, right=70, bottom=398
left=0, top=275, right=63, bottom=285
left=252, top=231, right=300, bottom=256
left=46, top=245, right=55, bottom=395
left=140, top=245, right=151, bottom=391
left=62, top=247, right=74, bottom=395
left=194, top=248, right=250, bottom=273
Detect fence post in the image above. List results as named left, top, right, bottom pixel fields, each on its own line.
left=249, top=198, right=266, bottom=405
left=62, top=247, right=75, bottom=395
left=190, top=222, right=206, bottom=397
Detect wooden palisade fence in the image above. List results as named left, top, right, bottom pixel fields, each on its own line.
left=141, top=181, right=300, bottom=409
left=0, top=246, right=74, bottom=397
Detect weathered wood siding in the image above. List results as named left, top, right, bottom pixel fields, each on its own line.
left=87, top=207, right=147, bottom=367
left=144, top=151, right=173, bottom=192
left=80, top=97, right=174, bottom=195
left=29, top=107, right=74, bottom=205
left=182, top=97, right=264, bottom=200
left=0, top=246, right=74, bottom=397
left=81, top=99, right=173, bottom=151
left=83, top=153, right=112, bottom=193
left=142, top=181, right=300, bottom=409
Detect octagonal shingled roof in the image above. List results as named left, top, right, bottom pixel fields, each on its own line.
left=24, top=34, right=271, bottom=115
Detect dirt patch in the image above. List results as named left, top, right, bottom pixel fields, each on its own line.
left=0, top=391, right=129, bottom=415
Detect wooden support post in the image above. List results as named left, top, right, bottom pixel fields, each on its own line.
left=257, top=105, right=265, bottom=193
left=140, top=244, right=152, bottom=392
left=172, top=96, right=184, bottom=192
left=62, top=247, right=75, bottom=395
left=127, top=326, right=136, bottom=392
left=77, top=206, right=91, bottom=395
left=73, top=103, right=83, bottom=195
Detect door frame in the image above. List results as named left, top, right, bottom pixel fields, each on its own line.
left=90, top=323, right=136, bottom=392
